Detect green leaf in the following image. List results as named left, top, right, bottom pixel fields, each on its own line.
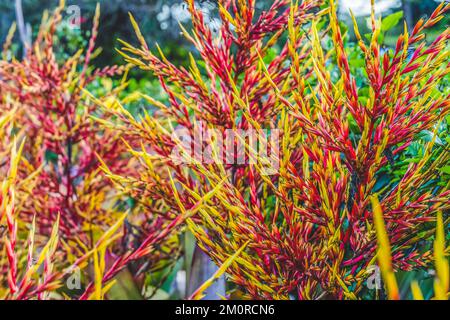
left=439, top=166, right=450, bottom=175
left=381, top=11, right=403, bottom=32
left=364, top=32, right=384, bottom=45
left=184, top=230, right=196, bottom=288
left=108, top=269, right=143, bottom=300
left=418, top=130, right=444, bottom=146
left=45, top=150, right=59, bottom=164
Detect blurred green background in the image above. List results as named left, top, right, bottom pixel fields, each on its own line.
left=1, top=0, right=447, bottom=67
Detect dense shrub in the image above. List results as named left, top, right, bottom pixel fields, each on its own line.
left=0, top=0, right=448, bottom=300
left=0, top=1, right=182, bottom=299
left=107, top=0, right=449, bottom=299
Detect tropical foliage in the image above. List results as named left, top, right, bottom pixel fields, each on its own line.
left=0, top=0, right=448, bottom=300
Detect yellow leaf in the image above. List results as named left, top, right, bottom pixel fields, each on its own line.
left=96, top=212, right=127, bottom=250
left=434, top=211, right=449, bottom=300
left=411, top=281, right=424, bottom=300
left=371, top=196, right=399, bottom=300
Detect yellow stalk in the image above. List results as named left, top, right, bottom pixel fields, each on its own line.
left=434, top=211, right=449, bottom=300
left=371, top=196, right=399, bottom=300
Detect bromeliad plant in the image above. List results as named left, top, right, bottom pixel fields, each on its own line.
left=0, top=1, right=187, bottom=299
left=103, top=0, right=450, bottom=299
left=0, top=0, right=130, bottom=243
left=372, top=196, right=449, bottom=300
left=0, top=139, right=59, bottom=300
